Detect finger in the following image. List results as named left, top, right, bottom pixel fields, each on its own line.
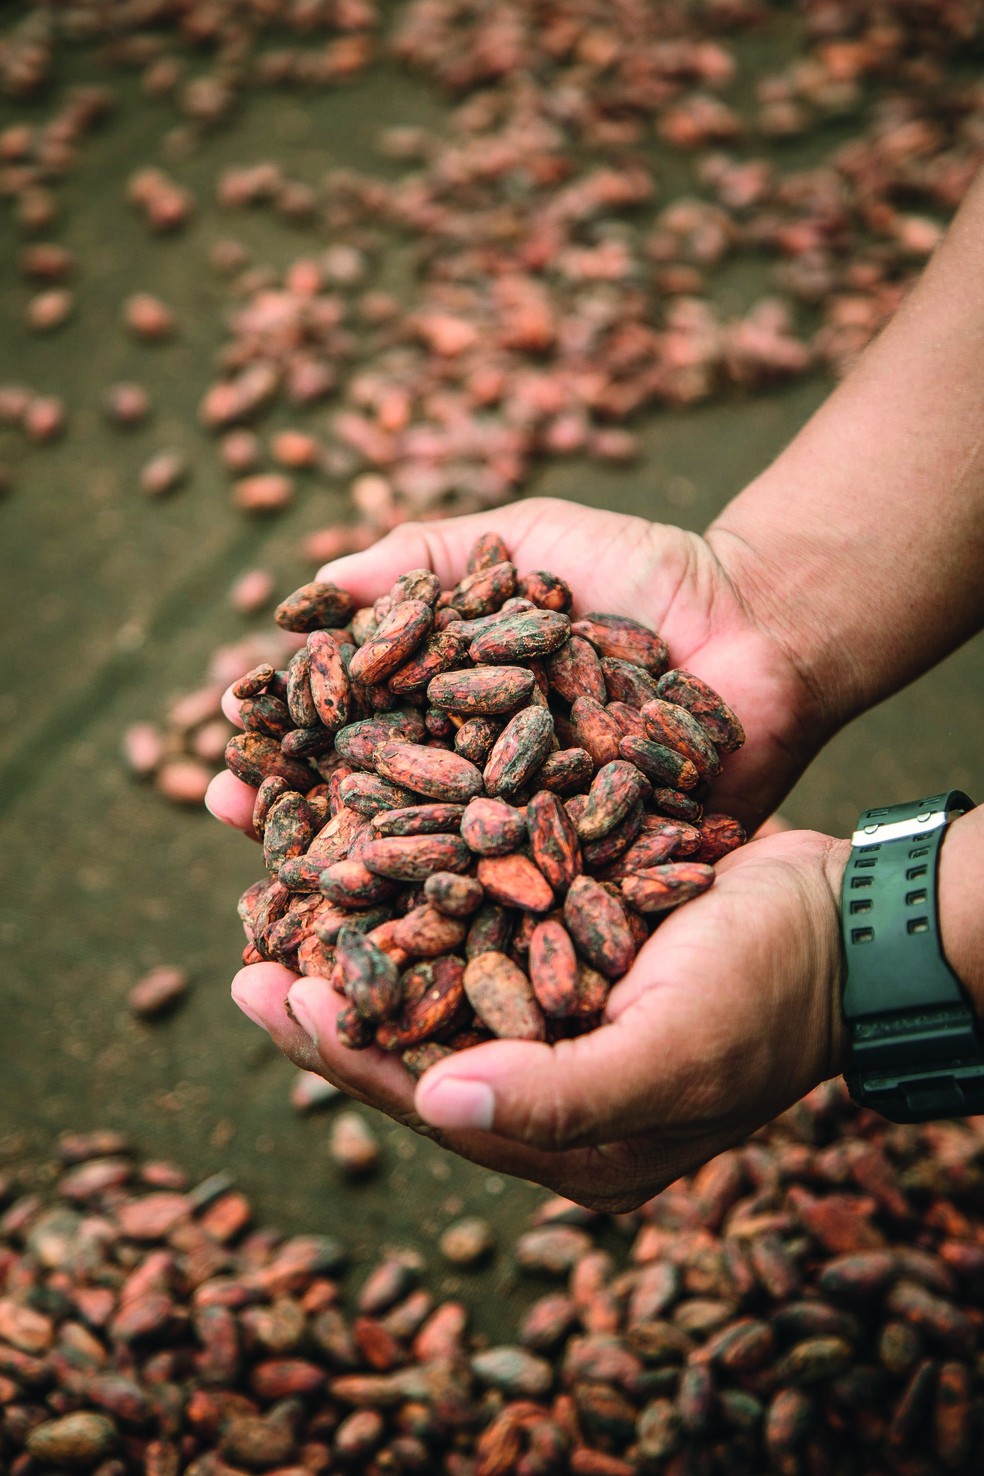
left=284, top=974, right=652, bottom=1200
left=314, top=497, right=605, bottom=602
left=205, top=770, right=256, bottom=832
left=411, top=909, right=768, bottom=1154
left=315, top=512, right=514, bottom=602
left=231, top=964, right=400, bottom=1116
left=411, top=1021, right=657, bottom=1151
left=286, top=976, right=418, bottom=1121
left=231, top=963, right=325, bottom=1073
left=221, top=684, right=245, bottom=727
left=232, top=972, right=687, bottom=1208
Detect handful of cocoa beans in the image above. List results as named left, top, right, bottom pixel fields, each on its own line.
left=227, top=533, right=746, bottom=1075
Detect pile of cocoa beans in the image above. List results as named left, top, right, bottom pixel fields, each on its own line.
left=3, top=1088, right=984, bottom=1475
left=227, top=533, right=745, bottom=1068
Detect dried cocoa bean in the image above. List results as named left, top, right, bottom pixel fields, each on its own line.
left=427, top=665, right=535, bottom=715
left=451, top=560, right=517, bottom=617
left=477, top=854, right=555, bottom=913
left=546, top=637, right=607, bottom=706
left=376, top=742, right=485, bottom=803
left=640, top=699, right=721, bottom=780
left=620, top=863, right=716, bottom=915
left=464, top=952, right=546, bottom=1041
left=423, top=873, right=484, bottom=917
left=275, top=581, right=354, bottom=633
left=469, top=610, right=571, bottom=664
left=526, top=791, right=582, bottom=893
left=370, top=803, right=466, bottom=838
left=484, top=706, right=555, bottom=797
left=388, top=630, right=470, bottom=696
left=571, top=615, right=669, bottom=674
left=461, top=797, right=528, bottom=857
left=349, top=600, right=434, bottom=685
left=576, top=761, right=649, bottom=843
left=225, top=733, right=314, bottom=792
left=361, top=834, right=472, bottom=881
left=617, top=735, right=699, bottom=791
left=569, top=698, right=622, bottom=770
left=656, top=669, right=745, bottom=753
left=307, top=630, right=351, bottom=733
left=564, top=877, right=635, bottom=979
left=528, top=920, right=580, bottom=1017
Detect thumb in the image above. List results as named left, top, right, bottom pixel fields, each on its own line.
left=412, top=984, right=716, bottom=1151
left=316, top=510, right=515, bottom=604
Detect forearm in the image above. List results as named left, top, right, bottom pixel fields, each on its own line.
left=708, top=167, right=984, bottom=734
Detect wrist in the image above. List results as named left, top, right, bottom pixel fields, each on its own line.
left=705, top=509, right=861, bottom=747
left=939, top=805, right=984, bottom=1011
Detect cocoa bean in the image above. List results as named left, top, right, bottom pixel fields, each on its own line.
left=275, top=581, right=355, bottom=633
left=348, top=600, right=433, bottom=685
left=477, top=854, right=554, bottom=913
left=572, top=615, right=669, bottom=674
left=656, top=669, right=745, bottom=753
left=451, top=560, right=517, bottom=617
left=225, top=734, right=314, bottom=792
left=376, top=742, right=484, bottom=803
left=370, top=803, right=467, bottom=838
left=564, top=877, right=635, bottom=979
left=388, top=630, right=470, bottom=695
left=469, top=610, right=571, bottom=664
left=423, top=873, right=484, bottom=918
left=361, top=835, right=472, bottom=882
left=569, top=698, right=622, bottom=770
left=526, top=791, right=582, bottom=892
left=464, top=953, right=547, bottom=1041
left=427, top=665, right=535, bottom=715
left=461, top=797, right=527, bottom=857
left=528, top=920, right=580, bottom=1017
left=640, top=698, right=721, bottom=780
left=484, top=706, right=555, bottom=797
left=620, top=863, right=715, bottom=915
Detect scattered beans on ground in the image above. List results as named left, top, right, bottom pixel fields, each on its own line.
left=2, top=1091, right=984, bottom=1473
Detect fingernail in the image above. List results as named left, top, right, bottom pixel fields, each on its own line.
left=287, top=987, right=320, bottom=1049
left=418, top=1077, right=495, bottom=1131
left=231, top=979, right=268, bottom=1031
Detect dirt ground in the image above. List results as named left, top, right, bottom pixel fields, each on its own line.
left=1, top=9, right=982, bottom=1337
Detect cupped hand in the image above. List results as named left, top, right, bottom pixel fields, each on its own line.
left=230, top=827, right=849, bottom=1212
left=206, top=496, right=836, bottom=839
left=205, top=496, right=848, bottom=1207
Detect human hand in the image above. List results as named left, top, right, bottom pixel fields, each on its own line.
left=206, top=496, right=837, bottom=840
left=205, top=496, right=848, bottom=1207
left=229, top=826, right=849, bottom=1212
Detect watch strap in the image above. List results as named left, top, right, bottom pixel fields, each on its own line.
left=842, top=789, right=984, bottom=1122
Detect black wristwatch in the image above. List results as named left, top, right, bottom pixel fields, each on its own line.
left=841, top=789, right=984, bottom=1122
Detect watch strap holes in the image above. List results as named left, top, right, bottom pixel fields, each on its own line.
left=849, top=899, right=872, bottom=915
left=907, top=917, right=929, bottom=935
left=851, top=876, right=873, bottom=889
left=906, top=889, right=927, bottom=907
left=906, top=865, right=927, bottom=880
left=851, top=926, right=875, bottom=944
